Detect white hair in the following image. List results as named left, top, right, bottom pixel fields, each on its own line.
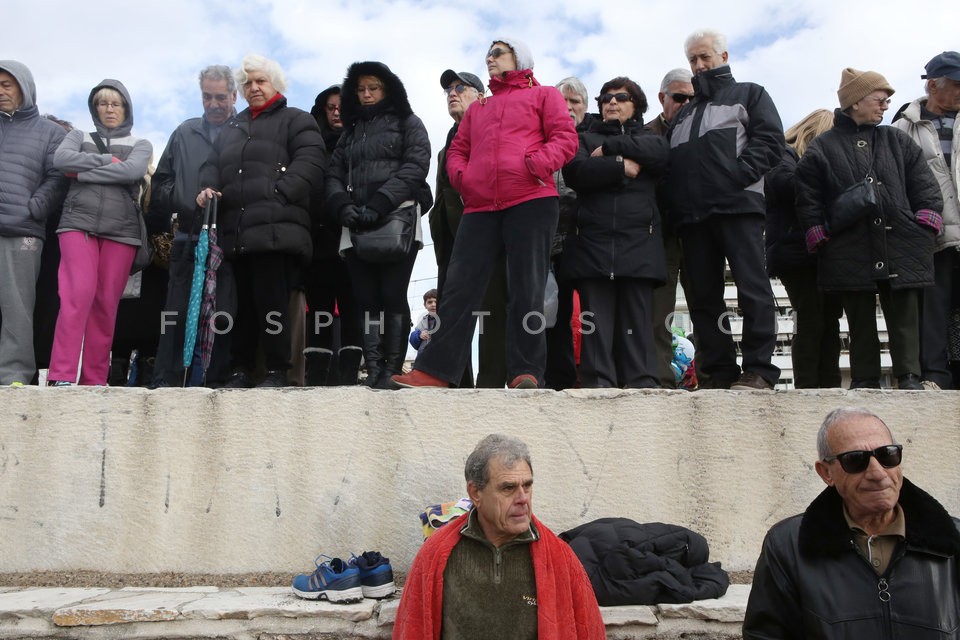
left=235, top=54, right=287, bottom=94
left=556, top=76, right=588, bottom=103
left=199, top=65, right=236, bottom=94
left=684, top=28, right=728, bottom=57
left=660, top=68, right=694, bottom=93
left=816, top=407, right=894, bottom=461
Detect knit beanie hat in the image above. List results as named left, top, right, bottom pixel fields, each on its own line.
left=837, top=68, right=894, bottom=110
left=493, top=37, right=534, bottom=71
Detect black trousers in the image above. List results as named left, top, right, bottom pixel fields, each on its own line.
left=345, top=242, right=417, bottom=351
left=578, top=277, right=658, bottom=388
left=841, top=284, right=920, bottom=381
left=651, top=231, right=688, bottom=388
left=779, top=267, right=842, bottom=388
left=231, top=252, right=297, bottom=372
left=304, top=255, right=361, bottom=351
left=543, top=258, right=578, bottom=390
left=416, top=197, right=557, bottom=385
left=680, top=213, right=780, bottom=386
left=919, top=249, right=956, bottom=388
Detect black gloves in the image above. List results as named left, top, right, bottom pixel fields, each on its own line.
left=340, top=204, right=381, bottom=230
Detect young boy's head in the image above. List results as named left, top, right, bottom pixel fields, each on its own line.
left=423, top=288, right=438, bottom=313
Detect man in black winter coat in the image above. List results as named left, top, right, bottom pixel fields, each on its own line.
left=667, top=29, right=785, bottom=391
left=743, top=407, right=960, bottom=639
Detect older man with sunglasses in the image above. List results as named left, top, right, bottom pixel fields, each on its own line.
left=743, top=407, right=960, bottom=639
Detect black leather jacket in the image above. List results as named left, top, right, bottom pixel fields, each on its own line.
left=743, top=478, right=960, bottom=639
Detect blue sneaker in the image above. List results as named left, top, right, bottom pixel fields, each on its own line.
left=349, top=551, right=396, bottom=599
left=291, top=556, right=363, bottom=603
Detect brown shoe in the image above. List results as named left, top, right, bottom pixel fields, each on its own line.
left=508, top=374, right=539, bottom=389
left=730, top=372, right=773, bottom=391
left=390, top=369, right=448, bottom=389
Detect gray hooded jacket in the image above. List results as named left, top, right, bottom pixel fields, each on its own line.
left=53, top=79, right=152, bottom=244
left=0, top=60, right=67, bottom=238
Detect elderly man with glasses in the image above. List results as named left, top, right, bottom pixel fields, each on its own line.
left=743, top=406, right=960, bottom=639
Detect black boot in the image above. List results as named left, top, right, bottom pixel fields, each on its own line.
left=361, top=324, right=384, bottom=388
left=304, top=348, right=333, bottom=386
left=374, top=313, right=411, bottom=389
left=337, top=345, right=363, bottom=386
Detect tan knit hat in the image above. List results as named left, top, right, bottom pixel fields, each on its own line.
left=837, top=68, right=895, bottom=110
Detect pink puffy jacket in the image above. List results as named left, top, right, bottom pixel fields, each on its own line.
left=446, top=69, right=578, bottom=214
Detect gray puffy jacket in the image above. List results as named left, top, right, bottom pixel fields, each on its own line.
left=53, top=79, right=152, bottom=244
left=0, top=60, right=67, bottom=238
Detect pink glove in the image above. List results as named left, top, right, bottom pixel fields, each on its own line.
left=805, top=225, right=829, bottom=253
left=111, top=156, right=121, bottom=164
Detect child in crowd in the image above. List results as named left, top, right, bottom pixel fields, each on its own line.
left=409, top=289, right=438, bottom=352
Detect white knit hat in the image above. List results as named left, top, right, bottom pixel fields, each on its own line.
left=493, top=37, right=534, bottom=71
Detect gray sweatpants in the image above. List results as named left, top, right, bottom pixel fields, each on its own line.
left=0, top=235, right=43, bottom=384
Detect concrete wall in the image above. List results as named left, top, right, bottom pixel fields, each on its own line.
left=2, top=387, right=958, bottom=576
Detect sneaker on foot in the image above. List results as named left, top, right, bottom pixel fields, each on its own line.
left=390, top=369, right=447, bottom=389
left=508, top=374, right=538, bottom=389
left=291, top=556, right=363, bottom=603
left=849, top=378, right=881, bottom=390
left=257, top=370, right=287, bottom=388
left=349, top=551, right=396, bottom=599
left=730, top=372, right=773, bottom=391
left=48, top=380, right=73, bottom=387
left=921, top=379, right=942, bottom=391
left=222, top=370, right=254, bottom=389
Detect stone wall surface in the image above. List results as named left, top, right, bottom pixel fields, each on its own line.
left=1, top=387, right=958, bottom=576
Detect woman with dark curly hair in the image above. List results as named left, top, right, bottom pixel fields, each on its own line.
left=562, top=77, right=669, bottom=388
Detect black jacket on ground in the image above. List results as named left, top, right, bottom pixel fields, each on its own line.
left=200, top=95, right=325, bottom=263
left=666, top=65, right=784, bottom=226
left=764, top=147, right=814, bottom=276
left=743, top=478, right=960, bottom=639
left=796, top=110, right=942, bottom=291
left=325, top=61, right=432, bottom=220
left=559, top=517, right=730, bottom=606
left=562, top=117, right=668, bottom=284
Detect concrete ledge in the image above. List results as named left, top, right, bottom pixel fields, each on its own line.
left=1, top=386, right=959, bottom=580
left=0, top=585, right=751, bottom=639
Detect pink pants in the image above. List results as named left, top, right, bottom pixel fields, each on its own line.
left=48, top=232, right=136, bottom=385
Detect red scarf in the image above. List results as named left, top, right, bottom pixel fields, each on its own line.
left=250, top=92, right=283, bottom=119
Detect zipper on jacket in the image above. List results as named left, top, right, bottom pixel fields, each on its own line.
left=493, top=547, right=503, bottom=585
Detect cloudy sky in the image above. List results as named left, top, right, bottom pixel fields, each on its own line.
left=7, top=0, right=956, bottom=316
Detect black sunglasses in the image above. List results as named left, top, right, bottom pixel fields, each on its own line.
left=669, top=93, right=693, bottom=104
left=823, top=445, right=902, bottom=474
left=598, top=92, right=632, bottom=104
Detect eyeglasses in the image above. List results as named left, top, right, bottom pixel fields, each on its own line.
left=486, top=47, right=511, bottom=60
left=356, top=84, right=383, bottom=95
left=865, top=96, right=892, bottom=106
left=822, top=444, right=902, bottom=474
left=598, top=92, right=632, bottom=104
left=443, top=84, right=475, bottom=96
left=96, top=101, right=124, bottom=110
left=669, top=93, right=693, bottom=104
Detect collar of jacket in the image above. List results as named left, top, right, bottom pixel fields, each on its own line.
left=832, top=107, right=881, bottom=134
left=489, top=69, right=540, bottom=93
left=0, top=103, right=38, bottom=122
left=591, top=117, right=643, bottom=135
left=798, top=477, right=960, bottom=559
left=692, top=65, right=734, bottom=100
left=238, top=94, right=286, bottom=122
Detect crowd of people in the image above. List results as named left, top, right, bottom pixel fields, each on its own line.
left=1, top=31, right=957, bottom=390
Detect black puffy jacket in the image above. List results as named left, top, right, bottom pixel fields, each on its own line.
left=743, top=479, right=960, bottom=639
left=559, top=517, right=730, bottom=606
left=325, top=61, right=432, bottom=225
left=562, top=117, right=668, bottom=284
left=796, top=110, right=942, bottom=291
left=200, top=95, right=325, bottom=263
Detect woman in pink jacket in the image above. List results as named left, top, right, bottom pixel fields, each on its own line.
left=393, top=37, right=578, bottom=389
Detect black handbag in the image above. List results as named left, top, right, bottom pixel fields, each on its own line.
left=827, top=177, right=877, bottom=235
left=90, top=132, right=153, bottom=273
left=350, top=201, right=418, bottom=263
left=826, top=133, right=878, bottom=235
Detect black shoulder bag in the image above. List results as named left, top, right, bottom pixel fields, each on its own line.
left=826, top=133, right=878, bottom=235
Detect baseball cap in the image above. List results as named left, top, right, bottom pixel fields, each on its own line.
left=921, top=51, right=960, bottom=81
left=439, top=70, right=485, bottom=94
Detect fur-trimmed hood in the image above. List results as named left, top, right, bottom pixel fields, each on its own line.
left=339, top=61, right=412, bottom=127
left=798, top=477, right=960, bottom=558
